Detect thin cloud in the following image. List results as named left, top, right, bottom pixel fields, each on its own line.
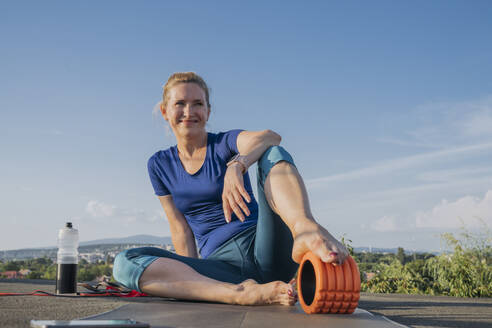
left=307, top=142, right=492, bottom=187
left=85, top=200, right=161, bottom=223
left=48, top=129, right=63, bottom=136
left=462, top=109, right=492, bottom=137
left=86, top=200, right=115, bottom=217
left=416, top=167, right=492, bottom=183
left=351, top=176, right=492, bottom=208
left=406, top=95, right=492, bottom=146
left=371, top=215, right=398, bottom=232
left=374, top=95, right=492, bottom=150
left=376, top=137, right=441, bottom=149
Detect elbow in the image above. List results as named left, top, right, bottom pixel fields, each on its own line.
left=171, top=226, right=192, bottom=239
left=169, top=222, right=193, bottom=240
left=264, top=129, right=282, bottom=145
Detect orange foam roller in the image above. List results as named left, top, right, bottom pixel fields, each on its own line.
left=297, top=251, right=360, bottom=314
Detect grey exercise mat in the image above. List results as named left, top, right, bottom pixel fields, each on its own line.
left=86, top=300, right=407, bottom=328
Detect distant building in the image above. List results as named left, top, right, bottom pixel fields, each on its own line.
left=19, top=269, right=31, bottom=276
left=1, top=271, right=21, bottom=279
left=1, top=242, right=177, bottom=262
left=80, top=252, right=106, bottom=263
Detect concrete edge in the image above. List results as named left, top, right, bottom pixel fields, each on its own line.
left=79, top=304, right=132, bottom=320
left=80, top=303, right=401, bottom=324
left=358, top=308, right=409, bottom=327
left=355, top=308, right=374, bottom=316
left=381, top=315, right=409, bottom=328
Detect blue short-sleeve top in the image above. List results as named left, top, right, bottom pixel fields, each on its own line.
left=147, top=129, right=258, bottom=258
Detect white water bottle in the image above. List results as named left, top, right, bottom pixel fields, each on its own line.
left=55, top=222, right=79, bottom=294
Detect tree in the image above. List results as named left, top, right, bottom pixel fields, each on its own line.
left=4, top=261, right=20, bottom=271
left=34, top=257, right=52, bottom=266
left=26, top=271, right=43, bottom=279
left=41, top=265, right=56, bottom=280
left=396, top=247, right=405, bottom=264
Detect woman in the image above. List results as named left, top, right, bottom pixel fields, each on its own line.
left=113, top=72, right=349, bottom=306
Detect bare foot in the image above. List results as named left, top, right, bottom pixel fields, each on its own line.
left=292, top=221, right=349, bottom=264
left=235, top=279, right=297, bottom=306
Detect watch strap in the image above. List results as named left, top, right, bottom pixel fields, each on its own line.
left=227, top=154, right=248, bottom=174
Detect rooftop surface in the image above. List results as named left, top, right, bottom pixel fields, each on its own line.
left=1, top=280, right=491, bottom=328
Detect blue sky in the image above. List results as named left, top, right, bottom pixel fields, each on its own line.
left=1, top=1, right=491, bottom=251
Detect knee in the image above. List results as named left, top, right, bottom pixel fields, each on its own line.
left=112, top=248, right=145, bottom=282
left=259, top=146, right=291, bottom=163
left=257, top=146, right=296, bottom=183
left=112, top=250, right=129, bottom=283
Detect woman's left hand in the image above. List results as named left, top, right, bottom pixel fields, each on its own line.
left=292, top=222, right=350, bottom=265
left=222, top=163, right=251, bottom=223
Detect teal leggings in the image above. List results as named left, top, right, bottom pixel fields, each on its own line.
left=113, top=146, right=299, bottom=292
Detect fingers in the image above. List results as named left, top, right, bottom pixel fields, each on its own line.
left=228, top=193, right=249, bottom=222
left=235, top=202, right=249, bottom=221
left=238, top=185, right=251, bottom=203
left=293, top=229, right=350, bottom=266
left=319, top=244, right=349, bottom=265
left=222, top=193, right=250, bottom=223
left=335, top=243, right=350, bottom=264
left=229, top=199, right=244, bottom=221
left=223, top=200, right=232, bottom=223
left=234, top=184, right=251, bottom=220
left=308, top=235, right=349, bottom=265
left=233, top=190, right=250, bottom=217
left=287, top=282, right=298, bottom=302
left=222, top=172, right=251, bottom=222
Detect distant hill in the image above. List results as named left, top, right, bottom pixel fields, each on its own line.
left=79, top=234, right=172, bottom=246
left=0, top=234, right=173, bottom=261
left=354, top=247, right=438, bottom=255
left=1, top=234, right=438, bottom=261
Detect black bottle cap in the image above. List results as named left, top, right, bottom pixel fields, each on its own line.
left=65, top=222, right=73, bottom=228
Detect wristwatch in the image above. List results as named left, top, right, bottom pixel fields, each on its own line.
left=226, top=154, right=248, bottom=174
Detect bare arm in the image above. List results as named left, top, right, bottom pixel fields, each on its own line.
left=235, top=129, right=281, bottom=170
left=222, top=130, right=282, bottom=222
left=158, top=195, right=198, bottom=258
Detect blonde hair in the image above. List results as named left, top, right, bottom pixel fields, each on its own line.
left=162, top=72, right=211, bottom=108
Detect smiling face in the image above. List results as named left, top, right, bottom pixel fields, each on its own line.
left=161, top=82, right=211, bottom=139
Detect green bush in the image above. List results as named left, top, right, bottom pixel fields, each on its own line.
left=0, top=258, right=114, bottom=283
left=423, top=231, right=491, bottom=297
left=362, top=225, right=491, bottom=297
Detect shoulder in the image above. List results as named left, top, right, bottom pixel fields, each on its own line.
left=211, top=130, right=244, bottom=154
left=147, top=147, right=174, bottom=170
left=212, top=129, right=244, bottom=143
